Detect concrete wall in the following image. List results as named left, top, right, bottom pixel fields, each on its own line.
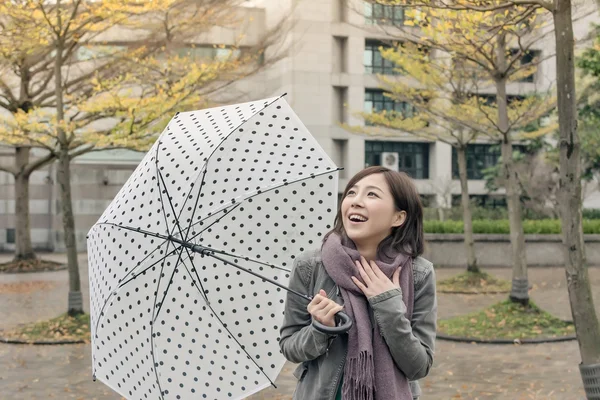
left=423, top=234, right=600, bottom=267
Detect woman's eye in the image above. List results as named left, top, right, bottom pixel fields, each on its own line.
left=346, top=190, right=355, bottom=196
left=368, top=192, right=378, bottom=197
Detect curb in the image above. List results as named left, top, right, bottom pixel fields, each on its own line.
left=0, top=336, right=85, bottom=345
left=0, top=264, right=67, bottom=274
left=437, top=289, right=511, bottom=295
left=436, top=333, right=577, bottom=344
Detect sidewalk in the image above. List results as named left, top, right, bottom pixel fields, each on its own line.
left=0, top=253, right=596, bottom=399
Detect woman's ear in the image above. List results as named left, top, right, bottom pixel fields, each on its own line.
left=392, top=210, right=407, bottom=228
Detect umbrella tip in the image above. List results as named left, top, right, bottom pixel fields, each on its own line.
left=92, top=373, right=96, bottom=382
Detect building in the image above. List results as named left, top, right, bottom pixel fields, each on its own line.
left=1, top=0, right=599, bottom=252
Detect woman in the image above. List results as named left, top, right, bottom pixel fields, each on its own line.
left=279, top=166, right=437, bottom=400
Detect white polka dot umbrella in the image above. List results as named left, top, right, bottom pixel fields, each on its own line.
left=86, top=95, right=347, bottom=400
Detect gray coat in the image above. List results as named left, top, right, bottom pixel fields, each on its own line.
left=279, top=249, right=437, bottom=400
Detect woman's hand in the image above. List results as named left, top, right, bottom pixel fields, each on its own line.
left=351, top=256, right=401, bottom=299
left=307, top=289, right=344, bottom=328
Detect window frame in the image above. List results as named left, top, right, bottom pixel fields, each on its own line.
left=365, top=140, right=430, bottom=179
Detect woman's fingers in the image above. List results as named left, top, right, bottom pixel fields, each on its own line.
left=307, top=290, right=342, bottom=327
left=360, top=256, right=378, bottom=281
left=392, top=267, right=401, bottom=287
left=351, top=276, right=367, bottom=294
left=355, top=259, right=372, bottom=285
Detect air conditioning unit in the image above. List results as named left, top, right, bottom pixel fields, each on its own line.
left=380, top=152, right=399, bottom=171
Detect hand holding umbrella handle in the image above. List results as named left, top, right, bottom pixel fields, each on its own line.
left=312, top=310, right=353, bottom=334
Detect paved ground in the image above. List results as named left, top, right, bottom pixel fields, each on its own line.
left=0, top=253, right=598, bottom=400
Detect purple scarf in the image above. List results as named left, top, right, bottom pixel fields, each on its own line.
left=321, top=233, right=414, bottom=400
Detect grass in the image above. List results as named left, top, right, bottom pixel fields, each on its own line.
left=0, top=258, right=65, bottom=273
left=438, top=300, right=575, bottom=340
left=437, top=271, right=511, bottom=294
left=1, top=313, right=90, bottom=343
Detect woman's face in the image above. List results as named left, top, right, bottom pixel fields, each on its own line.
left=341, top=173, right=406, bottom=248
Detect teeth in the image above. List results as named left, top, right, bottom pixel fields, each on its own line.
left=349, top=214, right=367, bottom=222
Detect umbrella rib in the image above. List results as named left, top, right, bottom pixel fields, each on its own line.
left=185, top=167, right=342, bottom=237
left=93, top=223, right=179, bottom=290
left=154, top=139, right=175, bottom=238
left=172, top=95, right=284, bottom=235
left=153, top=246, right=187, bottom=324
left=175, top=256, right=279, bottom=390
left=178, top=246, right=211, bottom=304
left=181, top=168, right=207, bottom=242
left=189, top=246, right=291, bottom=273
left=153, top=168, right=213, bottom=304
left=90, top=226, right=174, bottom=338
left=148, top=243, right=182, bottom=400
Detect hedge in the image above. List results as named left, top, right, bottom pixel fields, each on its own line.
left=424, top=219, right=600, bottom=234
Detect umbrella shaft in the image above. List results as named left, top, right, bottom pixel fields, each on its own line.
left=168, top=236, right=313, bottom=302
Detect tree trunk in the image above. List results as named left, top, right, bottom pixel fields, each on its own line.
left=456, top=144, right=478, bottom=273
left=554, top=0, right=600, bottom=377
left=13, top=147, right=36, bottom=261
left=55, top=35, right=83, bottom=316
left=496, top=33, right=529, bottom=304
left=57, top=149, right=82, bottom=315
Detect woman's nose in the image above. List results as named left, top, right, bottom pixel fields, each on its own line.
left=350, top=194, right=364, bottom=207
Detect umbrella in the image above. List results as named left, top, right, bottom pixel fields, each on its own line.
left=87, top=94, right=351, bottom=400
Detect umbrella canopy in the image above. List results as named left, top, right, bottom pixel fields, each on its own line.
left=87, top=95, right=340, bottom=400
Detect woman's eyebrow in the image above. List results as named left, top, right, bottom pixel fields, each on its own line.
left=350, top=184, right=383, bottom=192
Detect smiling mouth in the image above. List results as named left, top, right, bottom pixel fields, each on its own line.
left=348, top=215, right=368, bottom=223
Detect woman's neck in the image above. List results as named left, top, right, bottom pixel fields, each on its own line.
left=355, top=242, right=377, bottom=261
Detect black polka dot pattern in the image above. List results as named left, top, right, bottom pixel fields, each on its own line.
left=87, top=96, right=338, bottom=399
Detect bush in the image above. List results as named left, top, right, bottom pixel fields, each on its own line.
left=583, top=209, right=600, bottom=219
left=424, top=207, right=600, bottom=221
left=424, top=219, right=600, bottom=234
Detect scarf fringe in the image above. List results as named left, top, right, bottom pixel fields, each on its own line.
left=342, top=351, right=375, bottom=400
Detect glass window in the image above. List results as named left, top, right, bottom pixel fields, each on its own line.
left=364, top=40, right=399, bottom=75
left=365, top=140, right=429, bottom=179
left=365, top=2, right=405, bottom=25
left=452, top=144, right=502, bottom=180
left=364, top=89, right=415, bottom=117
left=510, top=49, right=540, bottom=83
left=6, top=228, right=15, bottom=244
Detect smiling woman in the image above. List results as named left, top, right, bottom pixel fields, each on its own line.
left=280, top=166, right=437, bottom=400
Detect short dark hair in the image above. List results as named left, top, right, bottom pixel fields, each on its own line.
left=324, top=166, right=424, bottom=258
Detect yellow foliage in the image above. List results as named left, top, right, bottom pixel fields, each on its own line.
left=355, top=2, right=555, bottom=146
left=0, top=0, right=269, bottom=154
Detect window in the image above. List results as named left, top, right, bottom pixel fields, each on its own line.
left=452, top=144, right=501, bottom=180
left=364, top=89, right=415, bottom=117
left=364, top=40, right=398, bottom=75
left=473, top=94, right=525, bottom=106
left=365, top=141, right=429, bottom=179
left=365, top=2, right=404, bottom=25
left=510, top=49, right=541, bottom=83
left=6, top=228, right=15, bottom=244
left=175, top=46, right=242, bottom=61
left=74, top=45, right=127, bottom=61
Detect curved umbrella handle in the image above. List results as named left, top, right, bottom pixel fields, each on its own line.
left=312, top=310, right=353, bottom=334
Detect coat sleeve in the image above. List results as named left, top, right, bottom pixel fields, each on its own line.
left=279, top=254, right=335, bottom=363
left=368, top=263, right=437, bottom=381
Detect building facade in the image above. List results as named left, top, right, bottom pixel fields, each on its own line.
left=1, top=0, right=599, bottom=252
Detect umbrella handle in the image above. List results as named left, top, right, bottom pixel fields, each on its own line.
left=312, top=311, right=353, bottom=334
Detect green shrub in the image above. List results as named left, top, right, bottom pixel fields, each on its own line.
left=583, top=209, right=600, bottom=219
left=424, top=219, right=600, bottom=234
left=424, top=207, right=600, bottom=221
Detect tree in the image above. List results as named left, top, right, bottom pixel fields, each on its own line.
left=355, top=40, right=484, bottom=273
left=361, top=4, right=554, bottom=302
left=0, top=0, right=286, bottom=315
left=371, top=0, right=600, bottom=394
